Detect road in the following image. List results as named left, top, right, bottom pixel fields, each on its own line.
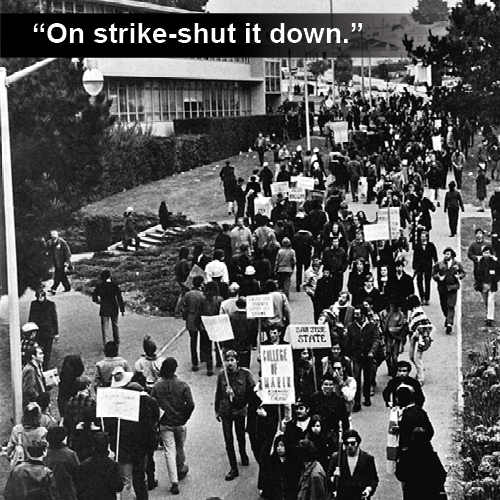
left=12, top=180, right=461, bottom=499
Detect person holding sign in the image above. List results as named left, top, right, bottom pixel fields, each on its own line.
left=215, top=350, right=255, bottom=481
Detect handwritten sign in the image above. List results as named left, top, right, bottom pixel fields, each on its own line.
left=247, top=294, right=274, bottom=318
left=260, top=344, right=295, bottom=404
left=288, top=325, right=331, bottom=349
left=363, top=223, right=390, bottom=242
left=255, top=197, right=272, bottom=217
left=432, top=135, right=442, bottom=151
left=296, top=176, right=315, bottom=191
left=96, top=388, right=141, bottom=422
left=289, top=187, right=306, bottom=203
left=377, top=207, right=401, bottom=240
left=201, top=314, right=235, bottom=343
left=183, top=264, right=206, bottom=290
left=271, top=181, right=290, bottom=197
left=332, top=121, right=349, bottom=144
left=43, top=369, right=60, bottom=387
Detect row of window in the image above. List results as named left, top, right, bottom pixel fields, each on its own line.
left=47, top=1, right=121, bottom=13
left=105, top=79, right=253, bottom=122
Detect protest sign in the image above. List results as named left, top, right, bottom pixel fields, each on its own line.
left=96, top=387, right=141, bottom=422
left=247, top=294, right=274, bottom=318
left=260, top=344, right=295, bottom=404
left=289, top=187, right=306, bottom=203
left=43, top=369, right=59, bottom=387
left=434, top=119, right=442, bottom=129
left=332, top=121, right=349, bottom=144
left=306, top=190, right=327, bottom=202
left=183, top=264, right=206, bottom=289
left=255, top=196, right=272, bottom=217
left=288, top=325, right=331, bottom=349
left=271, top=181, right=290, bottom=197
left=377, top=207, right=400, bottom=240
left=363, top=223, right=390, bottom=242
left=201, top=314, right=235, bottom=342
left=432, top=135, right=442, bottom=151
left=296, top=176, right=315, bottom=191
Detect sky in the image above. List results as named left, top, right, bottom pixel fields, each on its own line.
left=207, top=0, right=460, bottom=13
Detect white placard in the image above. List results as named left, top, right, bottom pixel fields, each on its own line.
left=255, top=197, right=272, bottom=217
left=296, top=176, right=315, bottom=191
left=434, top=119, right=442, bottom=129
left=246, top=294, right=274, bottom=318
left=271, top=181, right=290, bottom=197
left=260, top=344, right=295, bottom=405
left=332, top=121, right=349, bottom=144
left=432, top=135, right=442, bottom=151
left=363, top=223, right=390, bottom=242
left=289, top=187, right=306, bottom=203
left=96, top=387, right=141, bottom=422
left=183, top=264, right=206, bottom=289
left=288, top=325, right=331, bottom=349
left=43, top=369, right=59, bottom=387
left=377, top=207, right=401, bottom=240
left=201, top=314, right=235, bottom=342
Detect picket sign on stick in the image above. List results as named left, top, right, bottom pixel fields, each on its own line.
left=214, top=340, right=233, bottom=402
left=246, top=294, right=274, bottom=346
left=260, top=344, right=295, bottom=405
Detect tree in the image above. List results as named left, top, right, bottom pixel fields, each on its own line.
left=334, top=52, right=353, bottom=92
left=307, top=60, right=329, bottom=96
left=376, top=62, right=390, bottom=81
left=0, top=58, right=114, bottom=294
left=404, top=0, right=500, bottom=123
left=411, top=0, right=449, bottom=24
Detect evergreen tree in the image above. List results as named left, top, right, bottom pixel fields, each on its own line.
left=411, top=0, right=449, bottom=24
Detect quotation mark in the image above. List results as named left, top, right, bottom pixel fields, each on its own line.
left=351, top=23, right=362, bottom=32
left=33, top=24, right=45, bottom=32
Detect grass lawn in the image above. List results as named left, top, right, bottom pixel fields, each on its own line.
left=78, top=136, right=328, bottom=224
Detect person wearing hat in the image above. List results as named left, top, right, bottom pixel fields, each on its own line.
left=443, top=180, right=464, bottom=237
left=274, top=237, right=296, bottom=299
left=226, top=297, right=257, bottom=368
left=432, top=247, right=465, bottom=334
left=152, top=357, right=194, bottom=495
left=21, top=322, right=40, bottom=367
left=94, top=341, right=131, bottom=389
left=122, top=206, right=140, bottom=251
left=215, top=350, right=255, bottom=481
left=239, top=265, right=261, bottom=298
left=382, top=360, right=425, bottom=408
left=45, top=426, right=80, bottom=500
left=92, top=269, right=125, bottom=347
left=28, top=289, right=58, bottom=371
left=474, top=245, right=500, bottom=326
left=134, top=335, right=162, bottom=392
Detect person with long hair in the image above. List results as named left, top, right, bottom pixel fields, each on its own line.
left=6, top=403, right=48, bottom=468
left=57, top=354, right=85, bottom=419
left=305, top=415, right=334, bottom=474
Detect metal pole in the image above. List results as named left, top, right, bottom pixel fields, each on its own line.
left=368, top=44, right=372, bottom=108
left=304, top=52, right=311, bottom=151
left=330, top=0, right=336, bottom=103
left=6, top=58, right=58, bottom=86
left=0, top=67, right=23, bottom=424
left=360, top=31, right=365, bottom=101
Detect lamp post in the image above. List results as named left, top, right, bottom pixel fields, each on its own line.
left=0, top=58, right=103, bottom=423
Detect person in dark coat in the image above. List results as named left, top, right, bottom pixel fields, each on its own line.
left=259, top=163, right=274, bottom=197
left=328, top=429, right=379, bottom=500
left=28, top=289, right=58, bottom=370
left=46, top=230, right=71, bottom=294
left=226, top=297, right=258, bottom=368
left=220, top=163, right=237, bottom=215
left=444, top=180, right=464, bottom=237
left=412, top=231, right=438, bottom=305
left=260, top=435, right=301, bottom=500
left=92, top=269, right=125, bottom=347
left=158, top=201, right=171, bottom=232
left=382, top=360, right=425, bottom=408
left=76, top=432, right=124, bottom=500
left=292, top=228, right=314, bottom=292
left=396, top=427, right=446, bottom=500
left=313, top=270, right=340, bottom=322
left=476, top=165, right=490, bottom=212
left=57, top=354, right=85, bottom=420
left=44, top=426, right=80, bottom=500
left=296, top=439, right=329, bottom=500
left=214, top=224, right=233, bottom=263
left=385, top=261, right=415, bottom=314
left=122, top=207, right=141, bottom=251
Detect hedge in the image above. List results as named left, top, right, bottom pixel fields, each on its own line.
left=174, top=114, right=285, bottom=163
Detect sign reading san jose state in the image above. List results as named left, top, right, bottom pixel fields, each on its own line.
left=247, top=294, right=274, bottom=318
left=96, top=388, right=141, bottom=422
left=288, top=324, right=331, bottom=349
left=260, top=344, right=295, bottom=404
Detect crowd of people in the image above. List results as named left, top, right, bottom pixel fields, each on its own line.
left=5, top=87, right=500, bottom=500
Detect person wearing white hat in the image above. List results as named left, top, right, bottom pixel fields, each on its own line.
left=110, top=366, right=134, bottom=388
left=239, top=266, right=261, bottom=298
left=21, top=322, right=40, bottom=367
left=122, top=207, right=140, bottom=252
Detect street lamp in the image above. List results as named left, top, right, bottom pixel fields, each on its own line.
left=0, top=58, right=102, bottom=423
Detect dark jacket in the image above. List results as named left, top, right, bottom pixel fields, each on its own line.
left=215, top=367, right=255, bottom=417
left=4, top=459, right=57, bottom=500
left=322, top=247, right=348, bottom=276
left=382, top=376, right=425, bottom=408
left=309, top=391, right=350, bottom=441
left=297, top=460, right=328, bottom=500
left=260, top=452, right=301, bottom=500
left=328, top=449, right=379, bottom=500
left=412, top=242, right=438, bottom=274
left=28, top=300, right=58, bottom=339
left=475, top=256, right=500, bottom=292
left=76, top=454, right=123, bottom=500
left=44, top=445, right=80, bottom=500
left=345, top=321, right=380, bottom=361
left=152, top=375, right=195, bottom=427
left=398, top=404, right=434, bottom=451
left=92, top=280, right=125, bottom=317
left=385, top=273, right=415, bottom=311
left=227, top=309, right=258, bottom=353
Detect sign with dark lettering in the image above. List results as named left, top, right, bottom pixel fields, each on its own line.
left=288, top=324, right=331, bottom=348
left=260, top=344, right=295, bottom=404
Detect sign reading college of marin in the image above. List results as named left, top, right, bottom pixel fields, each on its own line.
left=288, top=324, right=331, bottom=349
left=260, top=344, right=295, bottom=404
left=96, top=387, right=141, bottom=422
left=246, top=294, right=274, bottom=318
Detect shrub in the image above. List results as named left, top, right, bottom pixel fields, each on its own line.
left=174, top=115, right=284, bottom=163
left=84, top=216, right=113, bottom=252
